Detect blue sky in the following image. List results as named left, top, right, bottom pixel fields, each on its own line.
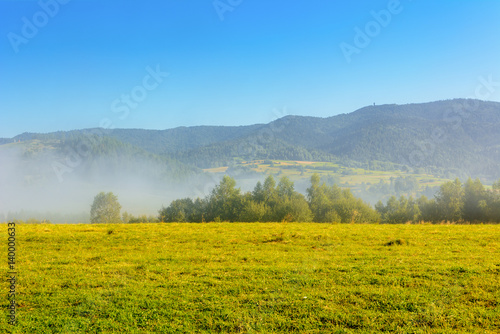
left=1, top=0, right=499, bottom=137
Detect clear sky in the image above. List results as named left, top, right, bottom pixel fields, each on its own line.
left=1, top=0, right=499, bottom=137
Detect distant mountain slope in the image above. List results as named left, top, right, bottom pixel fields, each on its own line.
left=171, top=135, right=341, bottom=168
left=158, top=99, right=500, bottom=177
left=104, top=124, right=265, bottom=155
left=4, top=125, right=263, bottom=155
left=262, top=99, right=500, bottom=177
left=2, top=99, right=500, bottom=179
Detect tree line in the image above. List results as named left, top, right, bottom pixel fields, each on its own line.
left=376, top=178, right=500, bottom=223
left=89, top=175, right=500, bottom=224
left=158, top=174, right=379, bottom=223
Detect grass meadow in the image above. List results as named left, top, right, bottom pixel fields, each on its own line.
left=224, top=160, right=451, bottom=190
left=1, top=223, right=499, bottom=333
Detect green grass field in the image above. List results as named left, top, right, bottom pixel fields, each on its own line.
left=2, top=223, right=499, bottom=333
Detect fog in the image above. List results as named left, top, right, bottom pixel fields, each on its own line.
left=0, top=138, right=284, bottom=223
left=0, top=140, right=441, bottom=223
left=0, top=142, right=209, bottom=223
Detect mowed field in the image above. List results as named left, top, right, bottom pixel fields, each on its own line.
left=1, top=223, right=499, bottom=333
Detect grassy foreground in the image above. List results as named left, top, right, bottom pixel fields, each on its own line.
left=1, top=223, right=499, bottom=333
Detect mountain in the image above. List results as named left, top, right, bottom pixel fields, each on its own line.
left=167, top=99, right=500, bottom=178
left=264, top=99, right=500, bottom=177
left=2, top=99, right=500, bottom=180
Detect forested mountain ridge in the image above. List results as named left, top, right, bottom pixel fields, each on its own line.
left=2, top=99, right=500, bottom=180
left=261, top=99, right=500, bottom=177
left=2, top=125, right=264, bottom=155
left=104, top=124, right=266, bottom=155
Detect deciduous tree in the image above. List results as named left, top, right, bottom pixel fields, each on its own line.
left=90, top=192, right=121, bottom=224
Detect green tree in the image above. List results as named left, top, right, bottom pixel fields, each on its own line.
left=435, top=179, right=464, bottom=222
left=417, top=195, right=439, bottom=223
left=485, top=191, right=500, bottom=222
left=333, top=188, right=379, bottom=224
left=277, top=176, right=294, bottom=199
left=463, top=178, right=487, bottom=222
left=260, top=175, right=280, bottom=221
left=307, top=173, right=378, bottom=223
left=376, top=195, right=420, bottom=224
left=252, top=181, right=265, bottom=203
left=240, top=192, right=268, bottom=222
left=206, top=176, right=242, bottom=222
left=263, top=175, right=277, bottom=204
left=90, top=192, right=121, bottom=224
left=273, top=177, right=313, bottom=222
left=158, top=198, right=194, bottom=222
left=492, top=179, right=500, bottom=192
left=191, top=198, right=208, bottom=223
left=283, top=193, right=313, bottom=222
left=307, top=174, right=334, bottom=222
